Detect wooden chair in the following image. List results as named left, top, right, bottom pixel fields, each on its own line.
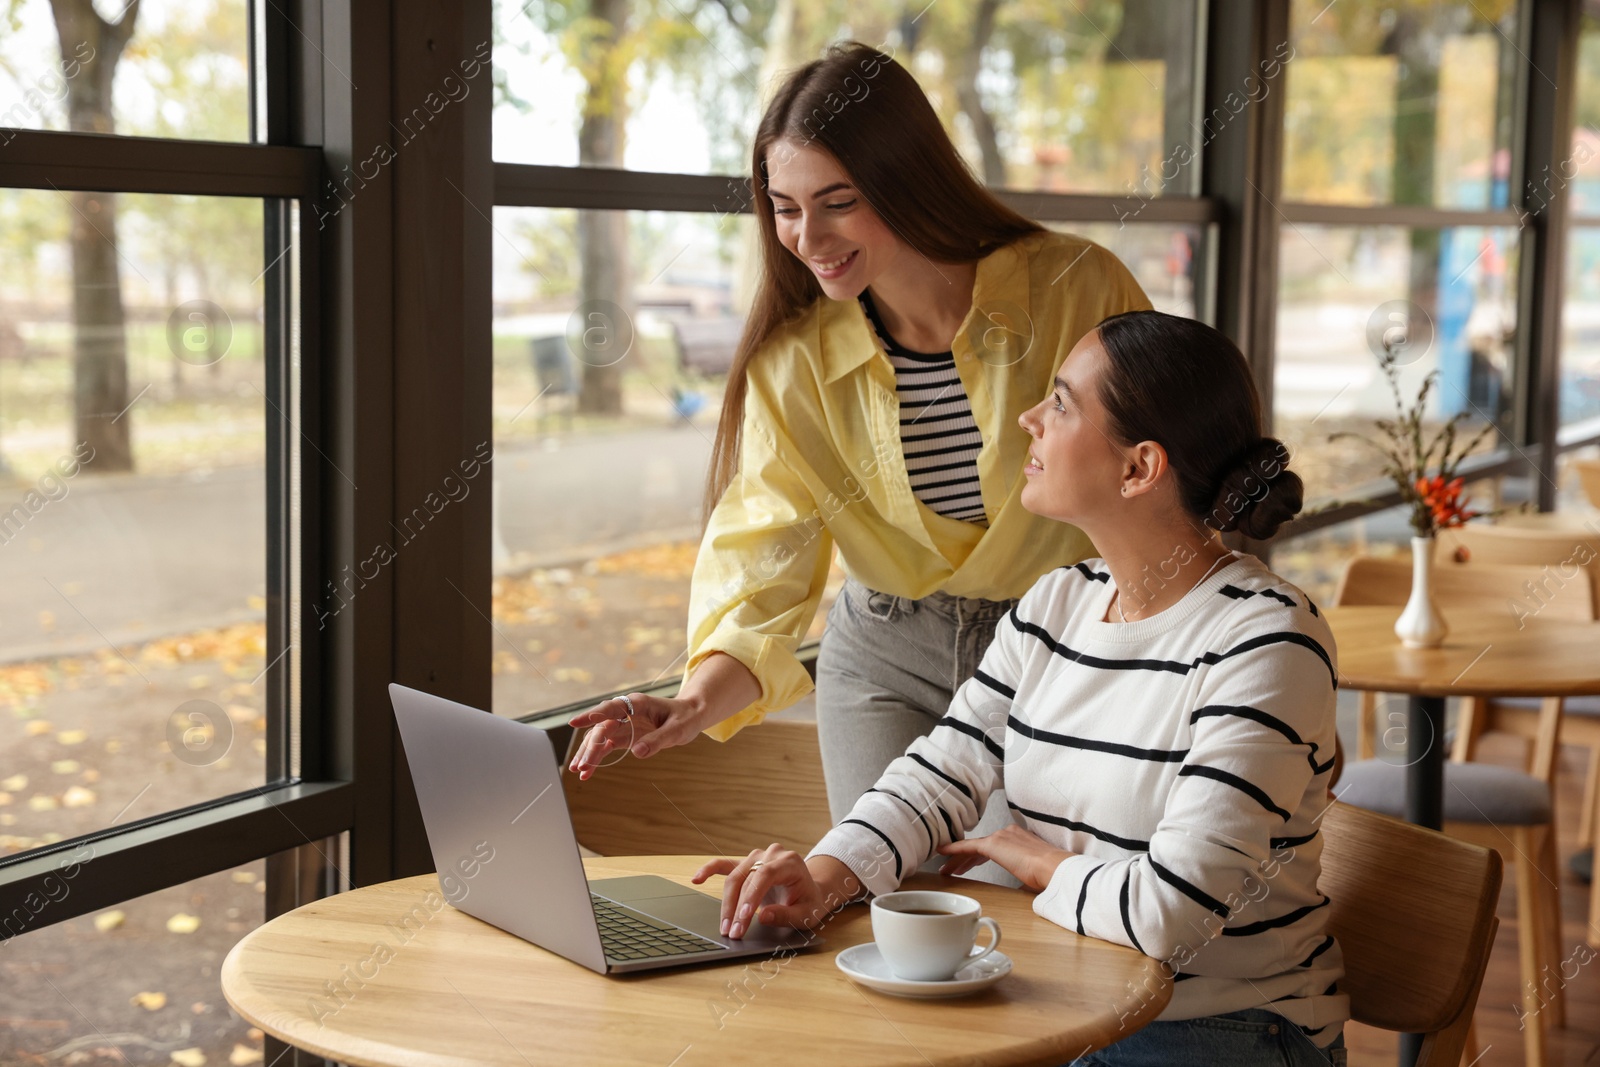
left=1572, top=457, right=1600, bottom=511
left=561, top=718, right=834, bottom=858
left=1437, top=526, right=1600, bottom=825
left=1333, top=555, right=1581, bottom=1064
left=1319, top=801, right=1503, bottom=1066
left=1438, top=524, right=1600, bottom=954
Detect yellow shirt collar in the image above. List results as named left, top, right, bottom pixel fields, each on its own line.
left=817, top=234, right=1035, bottom=384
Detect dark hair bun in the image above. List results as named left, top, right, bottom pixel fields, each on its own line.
left=1207, top=437, right=1304, bottom=541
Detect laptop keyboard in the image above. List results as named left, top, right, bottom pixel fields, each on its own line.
left=591, top=894, right=724, bottom=961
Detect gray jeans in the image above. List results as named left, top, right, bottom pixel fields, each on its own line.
left=815, top=574, right=1023, bottom=888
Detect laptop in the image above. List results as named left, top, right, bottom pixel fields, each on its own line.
left=388, top=683, right=824, bottom=974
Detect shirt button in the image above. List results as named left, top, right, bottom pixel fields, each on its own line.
left=1267, top=1024, right=1279, bottom=1035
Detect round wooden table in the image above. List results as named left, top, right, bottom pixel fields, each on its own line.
left=221, top=855, right=1172, bottom=1067
left=1325, top=605, right=1600, bottom=1067
left=1326, top=605, right=1600, bottom=829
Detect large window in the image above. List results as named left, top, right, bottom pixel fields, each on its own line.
left=0, top=0, right=253, bottom=142
left=1282, top=0, right=1517, bottom=209
left=0, top=190, right=289, bottom=855
left=486, top=205, right=1210, bottom=720
left=491, top=0, right=1204, bottom=196
left=4, top=2, right=1596, bottom=1064
left=1275, top=223, right=1517, bottom=501
left=1562, top=12, right=1600, bottom=431
left=488, top=3, right=1213, bottom=725
left=1, top=2, right=334, bottom=1062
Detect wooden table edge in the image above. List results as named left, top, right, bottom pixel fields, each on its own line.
left=220, top=856, right=1176, bottom=1067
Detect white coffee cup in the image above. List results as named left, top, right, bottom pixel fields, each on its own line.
left=869, top=890, right=1002, bottom=981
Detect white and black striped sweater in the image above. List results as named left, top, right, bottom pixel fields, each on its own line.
left=857, top=289, right=988, bottom=526
left=808, top=551, right=1349, bottom=1047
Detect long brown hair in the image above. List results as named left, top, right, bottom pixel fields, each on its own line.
left=701, top=40, right=1045, bottom=531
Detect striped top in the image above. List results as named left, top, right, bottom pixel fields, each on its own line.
left=857, top=290, right=987, bottom=526
left=807, top=550, right=1349, bottom=1047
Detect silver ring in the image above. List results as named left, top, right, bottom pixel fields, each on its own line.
left=750, top=861, right=764, bottom=869
left=617, top=694, right=635, bottom=721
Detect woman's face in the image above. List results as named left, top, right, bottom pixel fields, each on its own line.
left=763, top=138, right=899, bottom=299
left=1017, top=330, right=1128, bottom=526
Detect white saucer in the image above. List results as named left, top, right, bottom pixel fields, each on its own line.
left=835, top=942, right=1012, bottom=998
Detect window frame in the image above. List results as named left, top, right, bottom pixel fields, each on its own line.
left=2, top=2, right=1593, bottom=1037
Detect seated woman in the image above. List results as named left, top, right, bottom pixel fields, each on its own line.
left=692, top=309, right=1349, bottom=1066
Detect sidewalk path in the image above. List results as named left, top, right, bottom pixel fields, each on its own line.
left=0, top=427, right=711, bottom=663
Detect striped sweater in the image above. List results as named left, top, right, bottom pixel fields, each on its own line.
left=857, top=289, right=988, bottom=525
left=807, top=551, right=1350, bottom=1047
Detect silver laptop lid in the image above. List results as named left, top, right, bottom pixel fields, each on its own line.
left=387, top=683, right=607, bottom=973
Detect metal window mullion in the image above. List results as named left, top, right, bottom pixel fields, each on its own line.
left=0, top=782, right=353, bottom=940
left=1278, top=203, right=1524, bottom=228
left=1512, top=0, right=1580, bottom=511
left=491, top=160, right=1221, bottom=224
left=0, top=129, right=313, bottom=198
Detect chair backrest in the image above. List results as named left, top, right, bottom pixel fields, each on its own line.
left=1319, top=801, right=1503, bottom=1065
left=1572, top=457, right=1600, bottom=510
left=1437, top=522, right=1600, bottom=606
left=561, top=718, right=834, bottom=857
left=1332, top=554, right=1596, bottom=622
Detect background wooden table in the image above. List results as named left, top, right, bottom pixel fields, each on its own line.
left=1328, top=605, right=1600, bottom=700
left=222, top=855, right=1172, bottom=1067
left=1325, top=604, right=1600, bottom=828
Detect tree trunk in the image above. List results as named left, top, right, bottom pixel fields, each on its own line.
left=1385, top=11, right=1442, bottom=410
left=49, top=0, right=141, bottom=471
left=574, top=0, right=634, bottom=416
left=953, top=0, right=1005, bottom=187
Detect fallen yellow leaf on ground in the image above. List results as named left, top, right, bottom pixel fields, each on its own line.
left=131, top=991, right=167, bottom=1010
left=61, top=786, right=96, bottom=808
left=0, top=774, right=25, bottom=791
left=56, top=728, right=87, bottom=745
left=50, top=759, right=80, bottom=774
left=166, top=913, right=202, bottom=934
left=25, top=721, right=52, bottom=737
left=171, top=1047, right=206, bottom=1067
left=94, top=910, right=125, bottom=932
left=229, top=1044, right=263, bottom=1065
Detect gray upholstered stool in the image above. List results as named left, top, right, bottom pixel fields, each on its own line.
left=1335, top=759, right=1552, bottom=824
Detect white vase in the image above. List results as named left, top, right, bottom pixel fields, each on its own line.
left=1394, top=535, right=1448, bottom=649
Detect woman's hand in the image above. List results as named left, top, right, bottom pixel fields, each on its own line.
left=565, top=692, right=705, bottom=779
left=935, top=825, right=1074, bottom=892
left=691, top=846, right=856, bottom=939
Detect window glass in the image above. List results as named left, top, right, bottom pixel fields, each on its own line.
left=0, top=0, right=251, bottom=143
left=491, top=0, right=1203, bottom=196
left=0, top=842, right=342, bottom=1064
left=1275, top=224, right=1516, bottom=502
left=0, top=190, right=286, bottom=857
left=1283, top=0, right=1518, bottom=208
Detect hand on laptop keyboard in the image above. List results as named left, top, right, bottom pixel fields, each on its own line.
left=693, top=845, right=871, bottom=939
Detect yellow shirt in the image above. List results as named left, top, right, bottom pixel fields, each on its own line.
left=680, top=230, right=1154, bottom=740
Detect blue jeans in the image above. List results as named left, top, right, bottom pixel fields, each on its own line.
left=1068, top=1008, right=1347, bottom=1066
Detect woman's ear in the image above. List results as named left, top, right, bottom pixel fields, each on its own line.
left=1120, top=441, right=1169, bottom=498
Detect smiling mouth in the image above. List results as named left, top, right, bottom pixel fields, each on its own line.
left=1026, top=455, right=1044, bottom=471
left=812, top=250, right=857, bottom=274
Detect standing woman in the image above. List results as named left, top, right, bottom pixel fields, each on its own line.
left=567, top=40, right=1153, bottom=885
